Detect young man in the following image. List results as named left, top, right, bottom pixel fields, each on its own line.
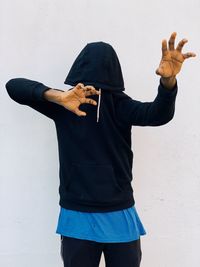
left=6, top=32, right=195, bottom=267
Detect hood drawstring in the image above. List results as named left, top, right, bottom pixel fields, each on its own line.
left=96, top=88, right=101, bottom=123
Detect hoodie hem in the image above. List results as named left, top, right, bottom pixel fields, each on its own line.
left=59, top=197, right=135, bottom=213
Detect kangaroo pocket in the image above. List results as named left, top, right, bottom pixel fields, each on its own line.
left=65, top=162, right=123, bottom=204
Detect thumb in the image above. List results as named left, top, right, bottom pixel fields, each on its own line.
left=156, top=67, right=164, bottom=76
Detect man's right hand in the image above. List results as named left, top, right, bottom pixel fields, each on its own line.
left=44, top=83, right=100, bottom=116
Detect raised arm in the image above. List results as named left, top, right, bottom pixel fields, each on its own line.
left=115, top=79, right=177, bottom=127
left=6, top=78, right=66, bottom=120
left=115, top=32, right=196, bottom=127
left=6, top=78, right=100, bottom=120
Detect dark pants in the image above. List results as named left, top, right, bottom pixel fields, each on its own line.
left=60, top=235, right=142, bottom=267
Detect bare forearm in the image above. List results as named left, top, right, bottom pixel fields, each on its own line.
left=43, top=88, right=64, bottom=105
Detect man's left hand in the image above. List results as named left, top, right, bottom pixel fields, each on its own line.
left=156, top=32, right=196, bottom=89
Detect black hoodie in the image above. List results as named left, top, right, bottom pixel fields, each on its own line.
left=6, top=41, right=178, bottom=212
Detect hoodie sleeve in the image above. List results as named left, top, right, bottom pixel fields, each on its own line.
left=115, top=79, right=178, bottom=127
left=6, top=78, right=65, bottom=120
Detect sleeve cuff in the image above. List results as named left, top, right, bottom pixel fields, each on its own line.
left=32, top=83, right=51, bottom=101
left=32, top=83, right=65, bottom=101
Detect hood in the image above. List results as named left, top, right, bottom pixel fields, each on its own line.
left=64, top=41, right=125, bottom=122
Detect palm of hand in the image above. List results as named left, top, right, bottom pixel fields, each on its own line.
left=156, top=32, right=196, bottom=78
left=61, top=83, right=100, bottom=116
left=64, top=87, right=85, bottom=110
left=159, top=49, right=184, bottom=77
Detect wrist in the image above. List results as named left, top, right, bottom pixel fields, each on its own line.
left=160, top=76, right=177, bottom=90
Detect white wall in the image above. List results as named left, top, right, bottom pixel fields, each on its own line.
left=0, top=0, right=200, bottom=266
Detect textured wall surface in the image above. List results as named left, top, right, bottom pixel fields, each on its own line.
left=0, top=0, right=200, bottom=266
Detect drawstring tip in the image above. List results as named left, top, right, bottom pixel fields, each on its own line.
left=96, top=88, right=101, bottom=123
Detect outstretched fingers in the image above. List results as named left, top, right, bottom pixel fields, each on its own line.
left=84, top=85, right=100, bottom=96
left=183, top=52, right=196, bottom=59
left=81, top=97, right=97, bottom=106
left=168, top=32, right=177, bottom=50
left=176, top=38, right=188, bottom=52
left=75, top=83, right=85, bottom=90
left=74, top=96, right=98, bottom=116
left=74, top=107, right=86, bottom=116
left=162, top=39, right=168, bottom=57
